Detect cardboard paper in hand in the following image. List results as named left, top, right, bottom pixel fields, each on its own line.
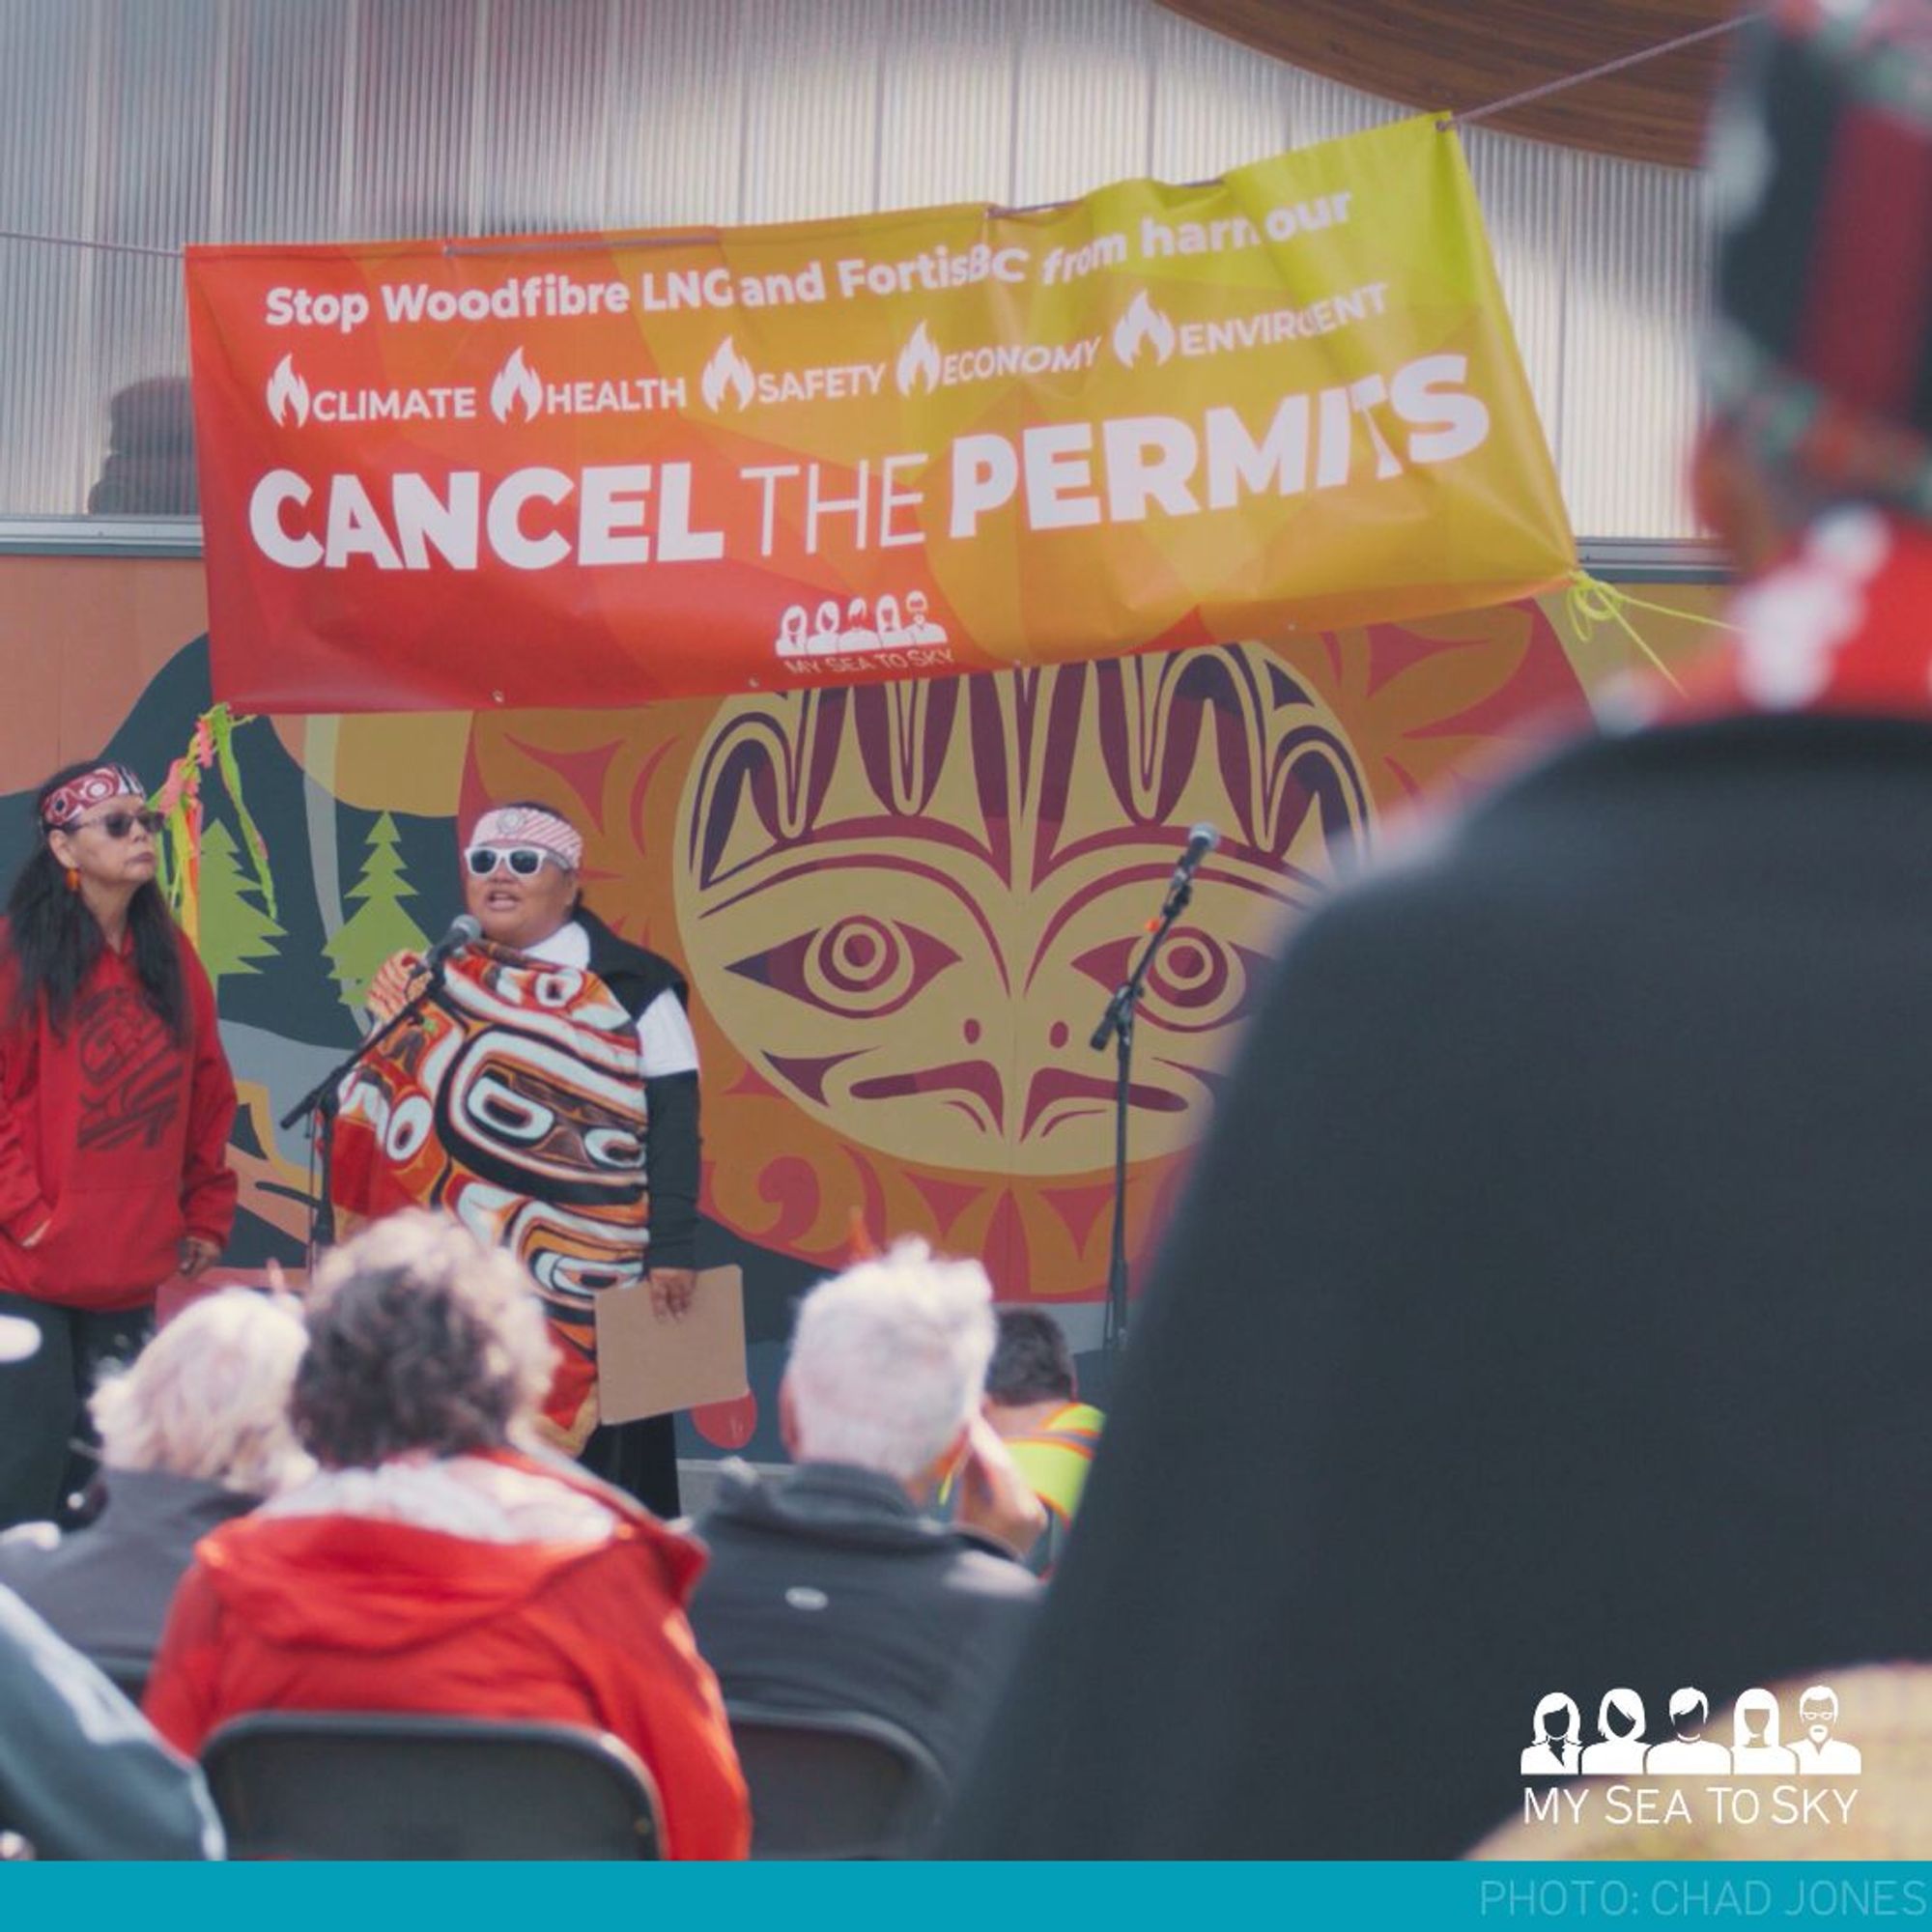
left=595, top=1265, right=748, bottom=1424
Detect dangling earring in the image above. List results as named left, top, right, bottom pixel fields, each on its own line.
left=64, top=867, right=79, bottom=894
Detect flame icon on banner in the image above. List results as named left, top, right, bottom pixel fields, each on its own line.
left=1111, top=291, right=1178, bottom=369
left=895, top=320, right=942, bottom=398
left=490, top=346, right=543, bottom=424
left=265, top=353, right=311, bottom=427
left=701, top=335, right=756, bottom=412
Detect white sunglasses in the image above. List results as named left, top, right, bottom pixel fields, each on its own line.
left=464, top=844, right=564, bottom=878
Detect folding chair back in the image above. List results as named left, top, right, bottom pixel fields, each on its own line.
left=727, top=1702, right=948, bottom=1859
left=200, top=1711, right=662, bottom=1860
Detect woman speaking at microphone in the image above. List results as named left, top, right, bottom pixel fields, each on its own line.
left=0, top=760, right=238, bottom=1529
left=334, top=801, right=700, bottom=1518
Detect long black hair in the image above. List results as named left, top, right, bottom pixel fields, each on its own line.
left=6, top=761, right=186, bottom=1041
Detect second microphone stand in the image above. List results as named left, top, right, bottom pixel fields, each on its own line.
left=1089, top=865, right=1197, bottom=1353
left=278, top=959, right=451, bottom=1265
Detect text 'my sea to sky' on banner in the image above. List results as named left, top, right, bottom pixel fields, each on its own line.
left=185, top=114, right=1577, bottom=714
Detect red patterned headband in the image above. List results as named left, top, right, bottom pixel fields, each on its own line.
left=468, top=805, right=584, bottom=869
left=41, top=762, right=147, bottom=831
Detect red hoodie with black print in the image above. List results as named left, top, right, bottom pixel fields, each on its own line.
left=0, top=924, right=237, bottom=1308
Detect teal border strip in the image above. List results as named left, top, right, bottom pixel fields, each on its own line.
left=4, top=1860, right=1926, bottom=1930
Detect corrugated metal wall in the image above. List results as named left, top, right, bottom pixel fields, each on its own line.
left=0, top=0, right=1707, bottom=538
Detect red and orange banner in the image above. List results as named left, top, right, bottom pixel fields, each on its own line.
left=185, top=115, right=1575, bottom=713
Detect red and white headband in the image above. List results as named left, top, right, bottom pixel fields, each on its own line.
left=42, top=762, right=146, bottom=831
left=467, top=805, right=583, bottom=869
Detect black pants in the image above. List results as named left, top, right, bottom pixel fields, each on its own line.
left=0, top=1293, right=153, bottom=1530
left=579, top=1412, right=680, bottom=1520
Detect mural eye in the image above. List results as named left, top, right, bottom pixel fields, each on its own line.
left=469, top=1075, right=554, bottom=1143
left=726, top=915, right=959, bottom=1020
left=1070, top=927, right=1263, bottom=1036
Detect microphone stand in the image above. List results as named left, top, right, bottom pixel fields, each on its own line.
left=1089, top=865, right=1197, bottom=1353
left=278, top=960, right=451, bottom=1266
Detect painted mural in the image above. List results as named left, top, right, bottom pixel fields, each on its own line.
left=0, top=554, right=1724, bottom=1455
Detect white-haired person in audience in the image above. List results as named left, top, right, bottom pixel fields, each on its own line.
left=142, top=1210, right=749, bottom=1860
left=0, top=1288, right=311, bottom=1673
left=687, top=1239, right=1045, bottom=1788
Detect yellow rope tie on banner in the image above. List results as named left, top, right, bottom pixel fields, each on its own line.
left=1563, top=573, right=1740, bottom=696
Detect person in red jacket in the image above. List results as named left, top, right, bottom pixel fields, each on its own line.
left=143, top=1209, right=750, bottom=1861
left=0, top=759, right=237, bottom=1529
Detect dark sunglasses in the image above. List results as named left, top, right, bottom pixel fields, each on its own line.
left=464, top=844, right=556, bottom=878
left=73, top=809, right=163, bottom=839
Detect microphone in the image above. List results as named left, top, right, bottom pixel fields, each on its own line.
left=1091, top=824, right=1221, bottom=1054
left=1169, top=822, right=1219, bottom=895
left=422, top=913, right=482, bottom=972
left=280, top=914, right=486, bottom=1135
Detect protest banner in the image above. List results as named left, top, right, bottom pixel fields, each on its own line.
left=186, top=115, right=1574, bottom=711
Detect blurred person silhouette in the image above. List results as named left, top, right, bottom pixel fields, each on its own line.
left=0, top=1584, right=220, bottom=1860
left=87, top=379, right=197, bottom=517
left=945, top=0, right=1932, bottom=1858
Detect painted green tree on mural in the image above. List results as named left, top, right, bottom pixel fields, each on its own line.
left=196, top=818, right=285, bottom=992
left=325, top=811, right=431, bottom=1012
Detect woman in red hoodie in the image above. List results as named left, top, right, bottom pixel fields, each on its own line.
left=0, top=760, right=237, bottom=1529
left=144, top=1210, right=750, bottom=1860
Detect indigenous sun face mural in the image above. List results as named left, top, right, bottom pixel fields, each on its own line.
left=679, top=651, right=1367, bottom=1175
left=663, top=653, right=1367, bottom=1309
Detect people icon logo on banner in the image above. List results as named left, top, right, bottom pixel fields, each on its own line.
left=773, top=588, right=950, bottom=659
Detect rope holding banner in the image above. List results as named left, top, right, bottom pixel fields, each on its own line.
left=1563, top=572, right=1739, bottom=695
left=1439, top=12, right=1762, bottom=133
